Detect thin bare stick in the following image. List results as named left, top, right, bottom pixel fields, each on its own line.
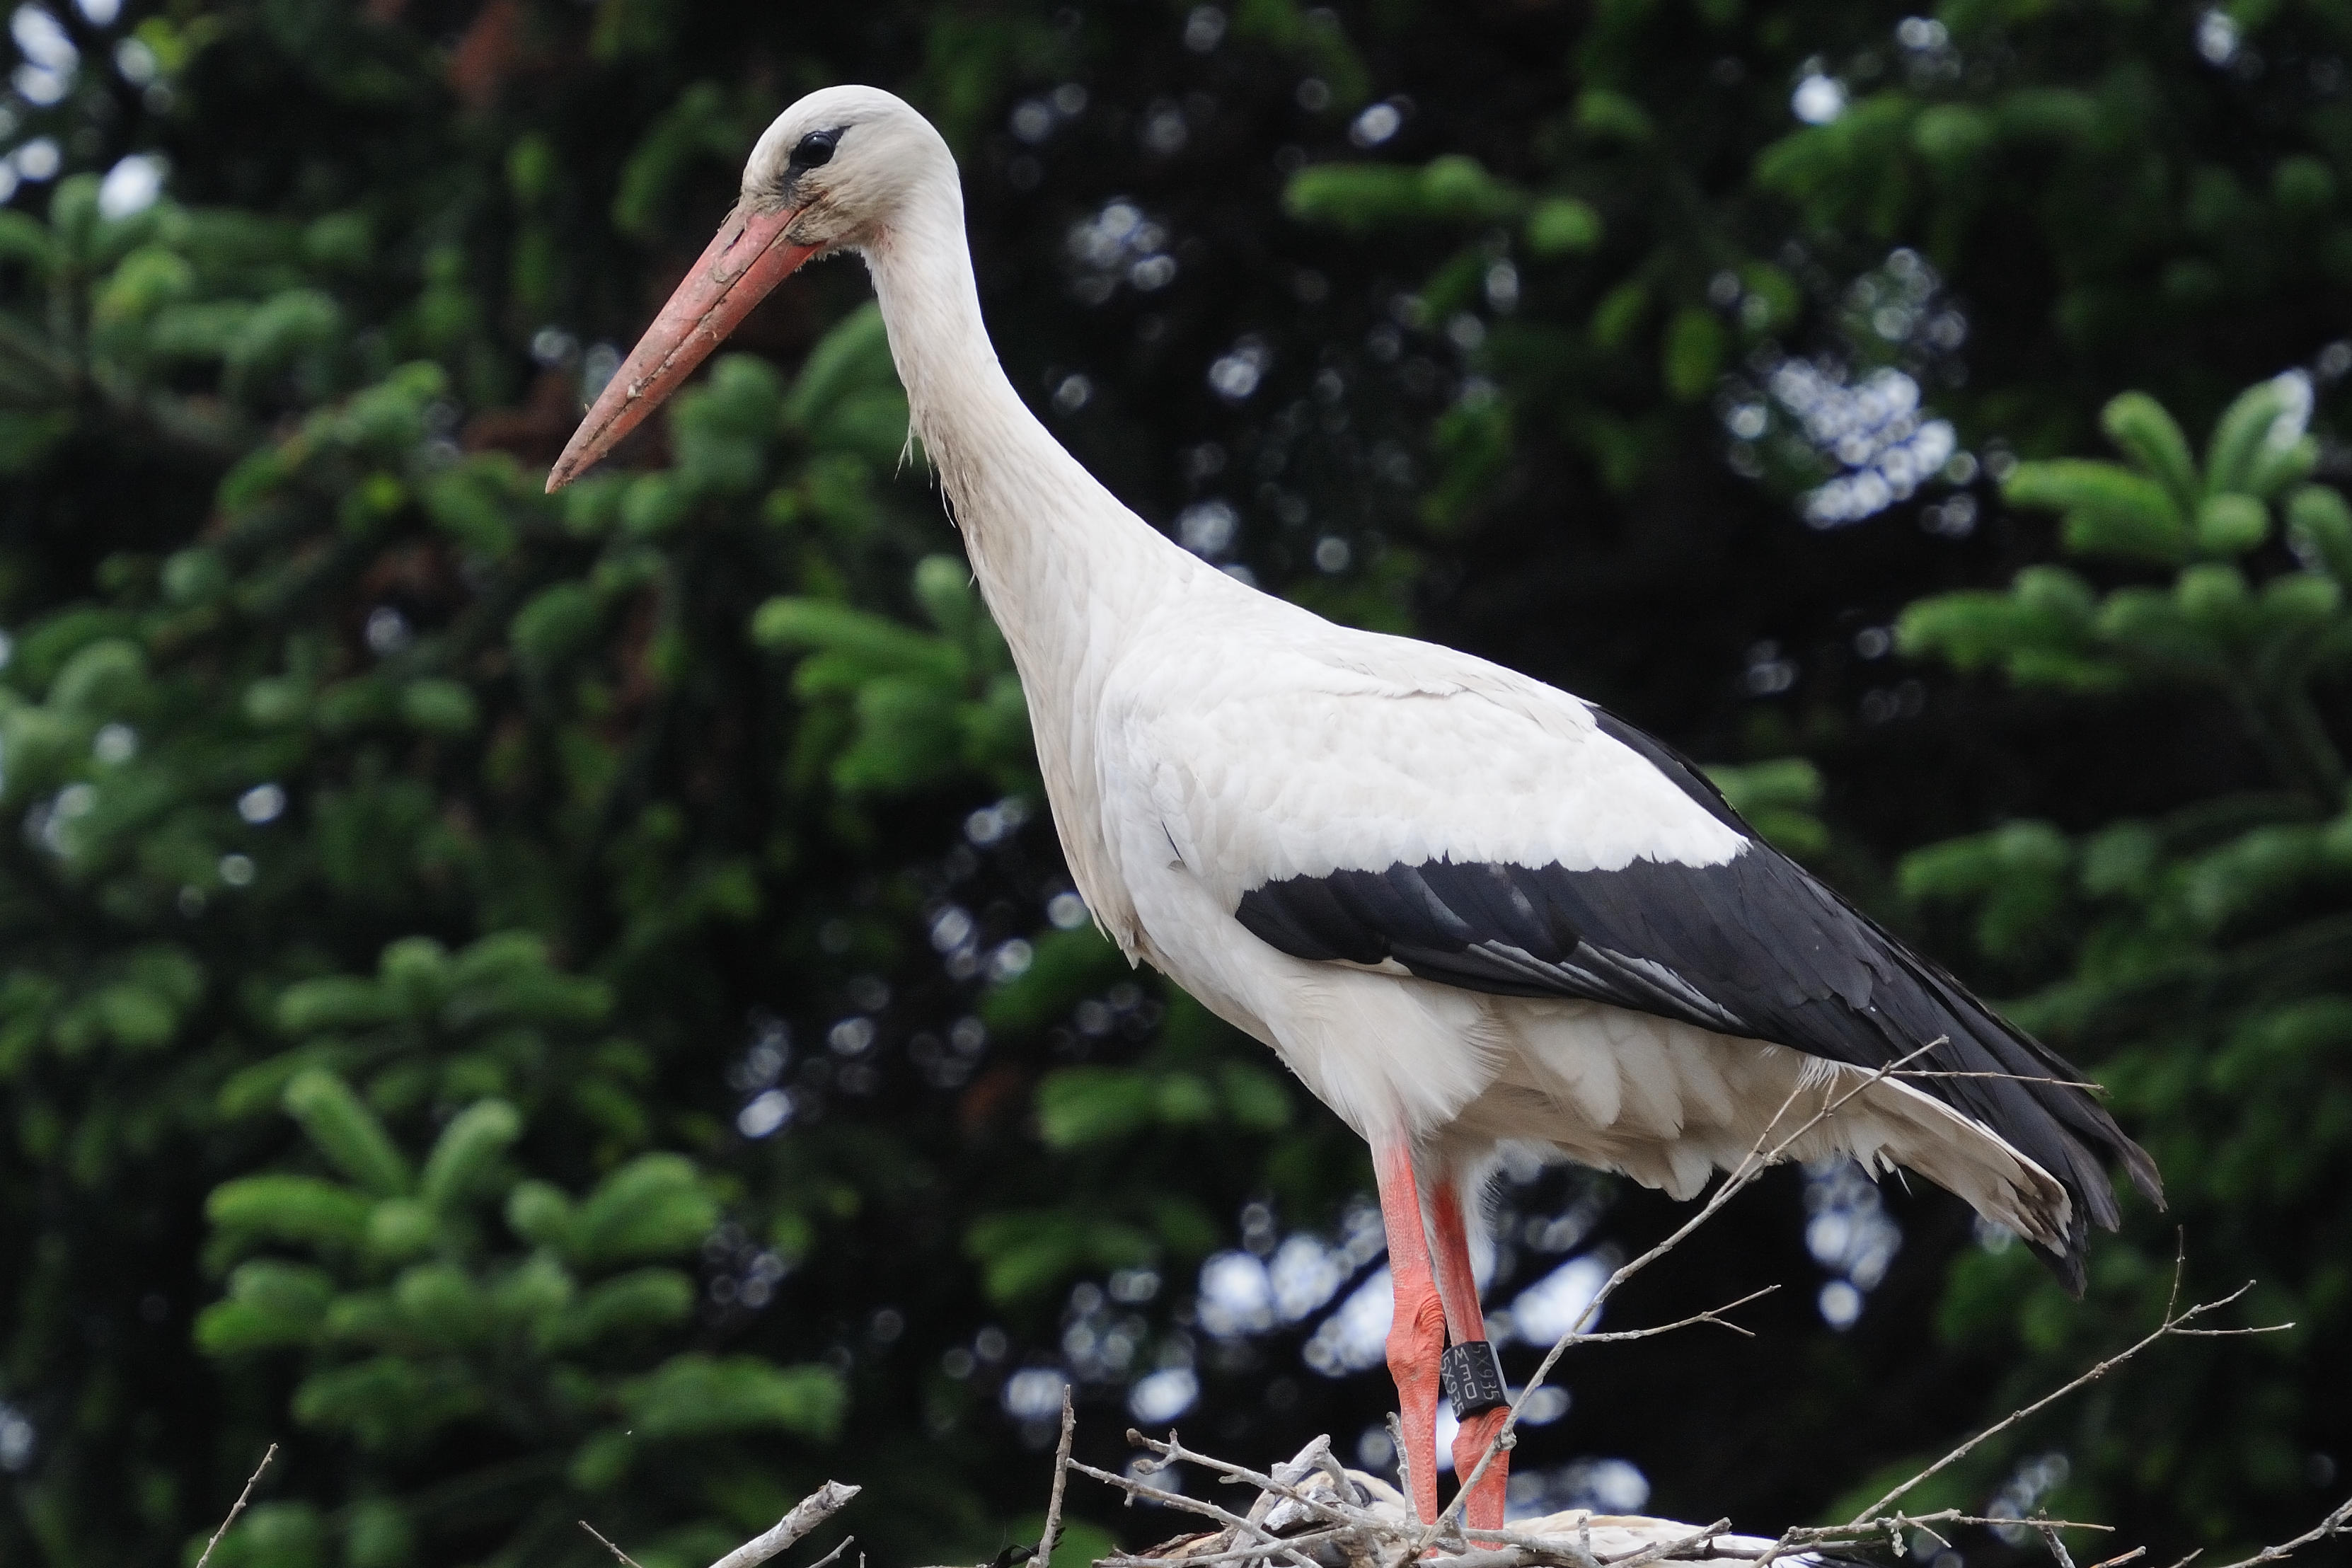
left=1458, top=1524, right=1676, bottom=1552
left=1420, top=1545, right=1601, bottom=1568
left=580, top=1521, right=651, bottom=1568
left=1065, top=1458, right=1323, bottom=1568
left=1036, top=1387, right=1078, bottom=1568
left=2198, top=1494, right=2352, bottom=1568
left=1238, top=1436, right=1332, bottom=1528
left=1892, top=1071, right=2105, bottom=1091
left=1830, top=1513, right=2109, bottom=1538
left=1415, top=1549, right=1534, bottom=1568
left=2085, top=1548, right=2148, bottom=1568
left=1598, top=1518, right=1731, bottom=1568
left=1542, top=1285, right=1779, bottom=1346
left=1737, top=1509, right=2110, bottom=1568
left=1077, top=1457, right=1279, bottom=1542
left=1388, top=1412, right=1419, bottom=1527
left=2037, top=1515, right=2080, bottom=1568
left=708, top=1480, right=863, bottom=1568
left=194, top=1443, right=279, bottom=1568
left=1098, top=1529, right=1351, bottom=1568
left=1683, top=1511, right=2108, bottom=1568
left=1127, top=1429, right=1376, bottom=1538
left=1852, top=1241, right=2273, bottom=1525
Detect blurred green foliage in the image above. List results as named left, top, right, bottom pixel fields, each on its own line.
left=0, top=144, right=984, bottom=1560
left=1867, top=385, right=2352, bottom=1538
left=0, top=0, right=2349, bottom=1564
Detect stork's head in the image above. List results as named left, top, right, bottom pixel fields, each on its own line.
left=547, top=85, right=949, bottom=492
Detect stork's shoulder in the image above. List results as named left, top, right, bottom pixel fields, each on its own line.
left=1090, top=597, right=1746, bottom=904
left=1101, top=584, right=1589, bottom=732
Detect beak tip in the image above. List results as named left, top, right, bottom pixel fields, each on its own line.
left=546, top=437, right=594, bottom=492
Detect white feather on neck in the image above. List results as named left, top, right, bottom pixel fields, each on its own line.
left=854, top=159, right=1211, bottom=952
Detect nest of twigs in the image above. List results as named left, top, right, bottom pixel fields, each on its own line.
left=1105, top=1431, right=1809, bottom=1568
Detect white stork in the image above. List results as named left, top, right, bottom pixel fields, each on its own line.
left=548, top=86, right=2161, bottom=1528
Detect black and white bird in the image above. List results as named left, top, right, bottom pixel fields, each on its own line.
left=549, top=86, right=2162, bottom=1528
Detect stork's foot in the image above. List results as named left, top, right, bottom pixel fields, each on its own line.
left=1448, top=1405, right=1510, bottom=1530
left=1385, top=1274, right=1446, bottom=1523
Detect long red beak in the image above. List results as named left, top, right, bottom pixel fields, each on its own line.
left=546, top=201, right=817, bottom=492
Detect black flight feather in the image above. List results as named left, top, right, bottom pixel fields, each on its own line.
left=1231, top=706, right=2161, bottom=1295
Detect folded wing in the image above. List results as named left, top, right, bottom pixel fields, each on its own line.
left=1113, top=633, right=2160, bottom=1287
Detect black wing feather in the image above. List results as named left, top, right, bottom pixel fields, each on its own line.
left=1232, top=707, right=2161, bottom=1291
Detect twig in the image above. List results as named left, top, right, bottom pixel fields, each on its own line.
left=2037, top=1514, right=2080, bottom=1568
left=1599, top=1518, right=1731, bottom=1568
left=1541, top=1285, right=1779, bottom=1346
left=2087, top=1547, right=2149, bottom=1568
left=1387, top=1412, right=1419, bottom=1526
left=708, top=1480, right=863, bottom=1568
left=580, top=1521, right=650, bottom=1568
left=1426, top=1545, right=1601, bottom=1568
left=1457, top=1525, right=1644, bottom=1552
left=1892, top=1070, right=2106, bottom=1091
left=2198, top=1494, right=2352, bottom=1568
left=194, top=1443, right=278, bottom=1568
left=1238, top=1435, right=1331, bottom=1527
left=1066, top=1457, right=1324, bottom=1568
left=1127, top=1429, right=1373, bottom=1538
left=1098, top=1529, right=1351, bottom=1567
left=1851, top=1237, right=2279, bottom=1526
left=1419, top=1549, right=1555, bottom=1568
left=1738, top=1509, right=2110, bottom=1568
left=1037, top=1386, right=1078, bottom=1568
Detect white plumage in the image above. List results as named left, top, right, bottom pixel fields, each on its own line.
left=552, top=85, right=2160, bottom=1531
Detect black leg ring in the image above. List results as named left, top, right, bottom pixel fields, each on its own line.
left=1440, top=1340, right=1507, bottom=1418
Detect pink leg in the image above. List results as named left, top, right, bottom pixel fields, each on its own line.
left=1431, top=1177, right=1509, bottom=1530
left=1374, top=1141, right=1445, bottom=1525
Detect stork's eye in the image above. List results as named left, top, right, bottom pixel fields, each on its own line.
left=791, top=129, right=839, bottom=168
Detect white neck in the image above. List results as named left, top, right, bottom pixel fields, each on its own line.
left=859, top=180, right=1179, bottom=634
left=856, top=168, right=1204, bottom=938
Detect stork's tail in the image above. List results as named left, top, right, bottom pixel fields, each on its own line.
left=1895, top=950, right=2163, bottom=1296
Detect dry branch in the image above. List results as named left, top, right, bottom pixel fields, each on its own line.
left=1066, top=1448, right=1325, bottom=1568
left=581, top=1520, right=652, bottom=1568
left=1546, top=1284, right=1779, bottom=1345
left=1037, top=1387, right=1078, bottom=1568
left=584, top=1480, right=863, bottom=1568
left=194, top=1442, right=278, bottom=1568
left=1385, top=1414, right=1419, bottom=1527
left=1851, top=1238, right=2279, bottom=1527
left=709, top=1481, right=863, bottom=1568
left=1131, top=1430, right=1364, bottom=1523
left=2201, top=1494, right=2352, bottom=1568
